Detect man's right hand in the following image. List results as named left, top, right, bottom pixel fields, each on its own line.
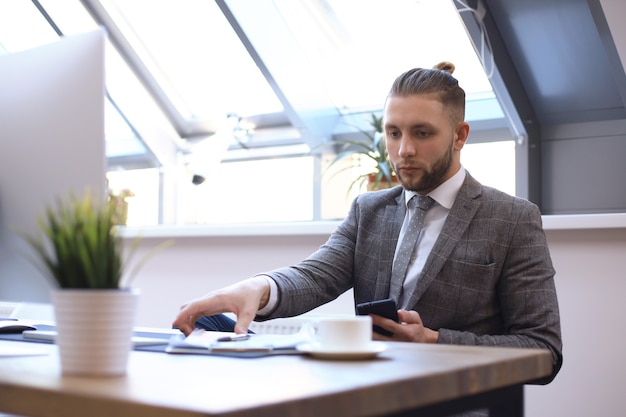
left=172, top=276, right=271, bottom=336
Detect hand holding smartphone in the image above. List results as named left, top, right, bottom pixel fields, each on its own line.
left=356, top=298, right=399, bottom=337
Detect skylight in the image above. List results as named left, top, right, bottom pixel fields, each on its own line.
left=99, top=0, right=284, bottom=133
left=272, top=0, right=494, bottom=111
left=95, top=0, right=501, bottom=139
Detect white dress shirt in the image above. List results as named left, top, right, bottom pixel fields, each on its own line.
left=396, top=167, right=466, bottom=307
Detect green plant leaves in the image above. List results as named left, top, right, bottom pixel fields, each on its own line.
left=20, top=191, right=135, bottom=289
left=317, top=113, right=396, bottom=194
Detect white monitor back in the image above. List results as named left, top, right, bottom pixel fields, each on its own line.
left=0, top=29, right=107, bottom=302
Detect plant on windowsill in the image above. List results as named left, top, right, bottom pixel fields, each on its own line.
left=19, top=190, right=170, bottom=376
left=108, top=187, right=135, bottom=226
left=320, top=113, right=399, bottom=194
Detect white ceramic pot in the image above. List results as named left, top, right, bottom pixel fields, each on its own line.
left=51, top=288, right=139, bottom=376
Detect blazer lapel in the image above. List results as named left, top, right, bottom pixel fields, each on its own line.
left=401, top=174, right=483, bottom=308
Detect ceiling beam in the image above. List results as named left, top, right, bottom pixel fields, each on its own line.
left=454, top=0, right=542, bottom=206
left=588, top=0, right=626, bottom=111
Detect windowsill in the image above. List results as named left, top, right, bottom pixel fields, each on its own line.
left=118, top=213, right=626, bottom=239
left=119, top=221, right=342, bottom=238
left=540, top=212, right=626, bottom=230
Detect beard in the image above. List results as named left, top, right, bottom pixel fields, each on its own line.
left=395, top=141, right=454, bottom=193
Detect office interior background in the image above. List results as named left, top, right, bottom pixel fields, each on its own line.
left=1, top=1, right=625, bottom=416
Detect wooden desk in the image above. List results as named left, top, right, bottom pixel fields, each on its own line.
left=0, top=339, right=552, bottom=417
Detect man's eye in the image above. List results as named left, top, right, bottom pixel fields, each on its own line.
left=417, top=130, right=430, bottom=137
left=387, top=131, right=400, bottom=138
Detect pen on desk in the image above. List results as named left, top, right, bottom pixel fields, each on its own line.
left=217, top=334, right=251, bottom=342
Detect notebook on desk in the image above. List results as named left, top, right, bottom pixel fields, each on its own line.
left=166, top=328, right=313, bottom=357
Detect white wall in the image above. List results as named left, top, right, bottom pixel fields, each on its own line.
left=525, top=227, right=626, bottom=417
left=126, top=222, right=626, bottom=417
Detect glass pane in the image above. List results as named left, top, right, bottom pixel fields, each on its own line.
left=273, top=0, right=495, bottom=112
left=100, top=0, right=283, bottom=120
left=320, top=154, right=368, bottom=220
left=0, top=1, right=58, bottom=51
left=37, top=0, right=100, bottom=35
left=105, top=100, right=147, bottom=157
left=185, top=157, right=314, bottom=224
left=461, top=140, right=516, bottom=196
left=107, top=168, right=160, bottom=226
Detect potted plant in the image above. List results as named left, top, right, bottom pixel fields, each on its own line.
left=19, top=190, right=165, bottom=376
left=108, top=187, right=135, bottom=225
left=320, top=113, right=399, bottom=194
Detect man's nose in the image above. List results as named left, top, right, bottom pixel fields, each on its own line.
left=398, top=137, right=416, bottom=157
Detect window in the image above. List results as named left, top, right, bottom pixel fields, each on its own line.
left=188, top=157, right=315, bottom=224
left=107, top=168, right=160, bottom=226
left=1, top=1, right=516, bottom=226
left=462, top=141, right=516, bottom=196
left=98, top=0, right=284, bottom=134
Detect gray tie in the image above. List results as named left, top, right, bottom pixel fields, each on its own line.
left=390, top=195, right=434, bottom=303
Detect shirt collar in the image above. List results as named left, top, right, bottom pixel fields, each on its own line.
left=404, top=167, right=466, bottom=209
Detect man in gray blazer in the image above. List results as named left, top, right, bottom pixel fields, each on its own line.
left=173, top=63, right=562, bottom=382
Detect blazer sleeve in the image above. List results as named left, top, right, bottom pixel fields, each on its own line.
left=259, top=196, right=362, bottom=316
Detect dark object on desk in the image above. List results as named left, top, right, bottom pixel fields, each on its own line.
left=0, top=320, right=37, bottom=334
left=357, top=298, right=399, bottom=337
left=217, top=334, right=251, bottom=342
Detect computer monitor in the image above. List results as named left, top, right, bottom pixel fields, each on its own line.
left=0, top=29, right=107, bottom=303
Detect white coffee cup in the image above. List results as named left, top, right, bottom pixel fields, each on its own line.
left=315, top=316, right=372, bottom=350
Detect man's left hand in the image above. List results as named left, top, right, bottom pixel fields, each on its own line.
left=370, top=309, right=439, bottom=343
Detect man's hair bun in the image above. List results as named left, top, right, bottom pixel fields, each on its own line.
left=434, top=61, right=455, bottom=74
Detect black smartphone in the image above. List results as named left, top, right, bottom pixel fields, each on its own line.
left=356, top=298, right=399, bottom=336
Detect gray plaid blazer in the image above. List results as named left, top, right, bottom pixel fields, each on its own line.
left=263, top=172, right=562, bottom=381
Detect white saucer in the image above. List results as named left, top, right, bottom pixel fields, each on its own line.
left=296, top=342, right=386, bottom=359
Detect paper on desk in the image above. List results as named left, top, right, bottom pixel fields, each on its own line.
left=0, top=345, right=48, bottom=357
left=166, top=326, right=314, bottom=356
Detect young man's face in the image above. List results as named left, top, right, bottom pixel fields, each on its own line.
left=383, top=93, right=469, bottom=194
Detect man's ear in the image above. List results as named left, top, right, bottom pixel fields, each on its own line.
left=454, top=121, right=470, bottom=150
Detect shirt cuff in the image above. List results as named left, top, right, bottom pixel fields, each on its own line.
left=256, top=275, right=278, bottom=316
